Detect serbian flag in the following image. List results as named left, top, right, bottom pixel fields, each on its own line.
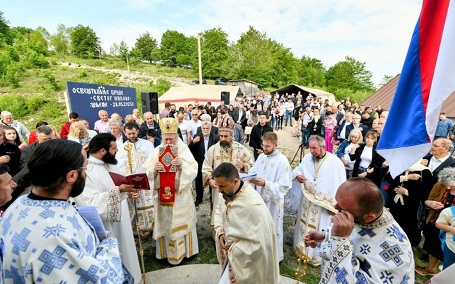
left=377, top=0, right=455, bottom=178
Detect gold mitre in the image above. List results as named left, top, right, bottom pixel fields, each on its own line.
left=159, top=117, right=179, bottom=134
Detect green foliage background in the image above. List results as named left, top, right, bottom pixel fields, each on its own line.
left=0, top=10, right=392, bottom=129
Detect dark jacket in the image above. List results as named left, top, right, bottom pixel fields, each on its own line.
left=249, top=123, right=273, bottom=151
left=349, top=143, right=385, bottom=186
left=138, top=121, right=161, bottom=139
left=345, top=123, right=368, bottom=139
left=188, top=132, right=219, bottom=167
left=232, top=108, right=247, bottom=125
left=307, top=116, right=324, bottom=136
left=424, top=154, right=455, bottom=186
left=0, top=142, right=21, bottom=176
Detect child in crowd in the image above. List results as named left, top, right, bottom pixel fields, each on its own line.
left=436, top=205, right=455, bottom=270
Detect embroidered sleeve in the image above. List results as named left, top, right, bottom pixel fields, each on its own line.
left=106, top=188, right=123, bottom=222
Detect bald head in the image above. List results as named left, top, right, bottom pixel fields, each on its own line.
left=335, top=178, right=384, bottom=224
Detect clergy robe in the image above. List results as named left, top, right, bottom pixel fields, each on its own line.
left=292, top=152, right=346, bottom=264
left=248, top=150, right=292, bottom=261
left=71, top=156, right=142, bottom=283
left=202, top=141, right=254, bottom=226
left=117, top=139, right=155, bottom=238
left=142, top=138, right=199, bottom=264
left=318, top=210, right=415, bottom=284
left=1, top=195, right=124, bottom=283
left=214, top=182, right=280, bottom=284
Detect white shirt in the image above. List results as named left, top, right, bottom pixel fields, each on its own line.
left=429, top=154, right=450, bottom=172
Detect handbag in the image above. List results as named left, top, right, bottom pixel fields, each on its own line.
left=245, top=126, right=252, bottom=135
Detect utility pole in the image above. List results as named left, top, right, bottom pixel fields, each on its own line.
left=197, top=33, right=203, bottom=85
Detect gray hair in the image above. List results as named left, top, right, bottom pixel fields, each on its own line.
left=200, top=114, right=211, bottom=122
left=109, top=119, right=123, bottom=129
left=309, top=135, right=325, bottom=147
left=1, top=111, right=12, bottom=117
left=438, top=167, right=455, bottom=186
left=435, top=138, right=454, bottom=153
left=36, top=125, right=53, bottom=135
left=201, top=121, right=212, bottom=127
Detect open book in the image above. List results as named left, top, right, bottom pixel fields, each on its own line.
left=77, top=206, right=108, bottom=240
left=109, top=172, right=151, bottom=190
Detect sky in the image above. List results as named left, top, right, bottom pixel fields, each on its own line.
left=2, top=0, right=423, bottom=86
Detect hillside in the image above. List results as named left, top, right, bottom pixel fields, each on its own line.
left=0, top=55, right=197, bottom=130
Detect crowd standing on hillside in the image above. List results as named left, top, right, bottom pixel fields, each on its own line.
left=0, top=91, right=455, bottom=282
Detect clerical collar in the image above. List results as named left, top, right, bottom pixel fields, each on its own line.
left=266, top=150, right=279, bottom=157
left=28, top=191, right=68, bottom=201
left=88, top=155, right=104, bottom=164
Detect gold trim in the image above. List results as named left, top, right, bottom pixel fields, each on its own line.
left=172, top=224, right=188, bottom=233
left=137, top=205, right=154, bottom=210
left=300, top=218, right=317, bottom=229
left=189, top=232, right=193, bottom=256
left=159, top=237, right=166, bottom=259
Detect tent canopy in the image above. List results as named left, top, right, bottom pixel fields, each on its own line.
left=271, top=84, right=336, bottom=104
left=158, top=85, right=241, bottom=108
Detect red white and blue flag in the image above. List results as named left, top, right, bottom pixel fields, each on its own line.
left=377, top=0, right=455, bottom=178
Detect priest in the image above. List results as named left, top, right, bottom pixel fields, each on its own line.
left=249, top=132, right=292, bottom=261
left=143, top=117, right=199, bottom=264
left=292, top=135, right=346, bottom=267
left=116, top=122, right=155, bottom=238
left=71, top=133, right=142, bottom=283
left=213, top=162, right=279, bottom=283
left=202, top=115, right=254, bottom=226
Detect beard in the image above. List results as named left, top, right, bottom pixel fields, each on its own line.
left=128, top=137, right=138, bottom=143
left=70, top=170, right=86, bottom=198
left=102, top=151, right=118, bottom=165
left=220, top=140, right=231, bottom=150
left=202, top=130, right=210, bottom=137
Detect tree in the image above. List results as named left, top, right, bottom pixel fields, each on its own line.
left=50, top=24, right=70, bottom=56
left=36, top=26, right=50, bottom=43
left=296, top=56, right=326, bottom=87
left=70, top=25, right=101, bottom=58
left=377, top=74, right=394, bottom=88
left=269, top=39, right=298, bottom=88
left=109, top=43, right=119, bottom=56
left=195, top=28, right=229, bottom=78
left=0, top=11, right=12, bottom=45
left=119, top=40, right=129, bottom=62
left=326, top=56, right=376, bottom=95
left=160, top=30, right=188, bottom=66
left=133, top=32, right=158, bottom=63
left=224, top=26, right=275, bottom=88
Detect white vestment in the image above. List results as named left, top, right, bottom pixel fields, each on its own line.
left=318, top=210, right=415, bottom=284
left=117, top=139, right=155, bottom=237
left=214, top=182, right=280, bottom=284
left=249, top=150, right=291, bottom=261
left=292, top=152, right=346, bottom=264
left=143, top=138, right=199, bottom=264
left=202, top=141, right=254, bottom=226
left=1, top=195, right=125, bottom=283
left=71, top=156, right=142, bottom=283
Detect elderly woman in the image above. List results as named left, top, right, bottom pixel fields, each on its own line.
left=416, top=167, right=455, bottom=276
left=109, top=120, right=125, bottom=148
left=337, top=129, right=363, bottom=179
left=68, top=122, right=92, bottom=151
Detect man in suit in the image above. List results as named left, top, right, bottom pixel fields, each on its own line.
left=422, top=138, right=455, bottom=186
left=139, top=111, right=161, bottom=144
left=189, top=121, right=219, bottom=206
left=196, top=114, right=219, bottom=138
left=233, top=102, right=247, bottom=130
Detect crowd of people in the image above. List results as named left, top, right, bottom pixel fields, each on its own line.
left=0, top=90, right=454, bottom=283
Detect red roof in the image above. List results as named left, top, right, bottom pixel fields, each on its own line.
left=362, top=74, right=455, bottom=118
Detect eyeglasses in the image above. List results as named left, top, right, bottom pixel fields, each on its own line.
left=79, top=166, right=87, bottom=172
